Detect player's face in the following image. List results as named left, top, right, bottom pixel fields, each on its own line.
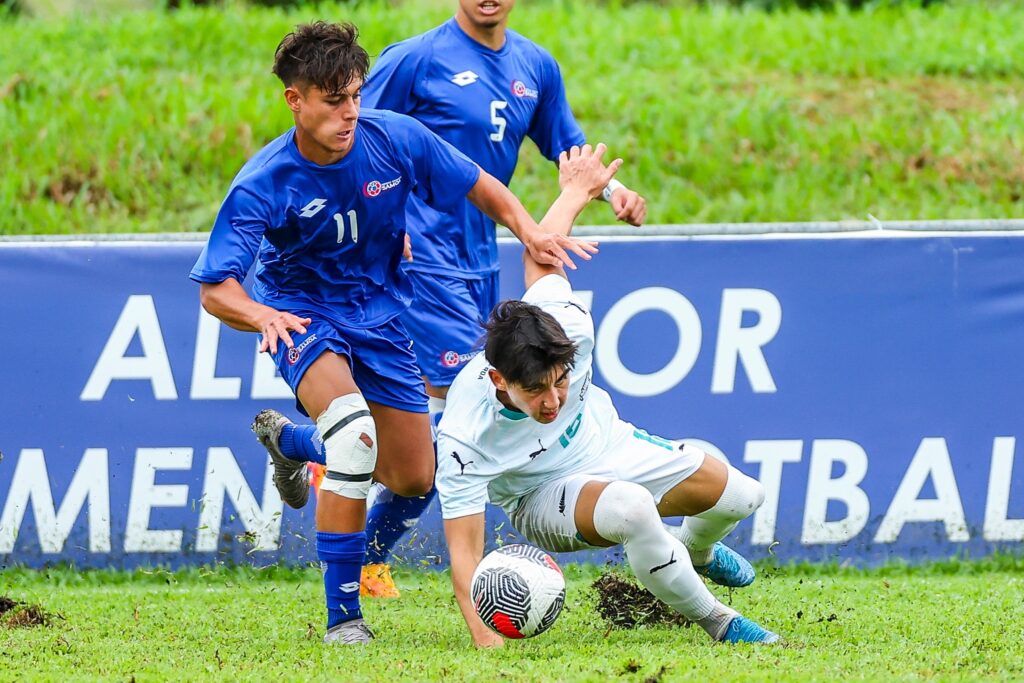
left=286, top=78, right=362, bottom=164
left=457, top=0, right=515, bottom=30
left=504, top=366, right=570, bottom=425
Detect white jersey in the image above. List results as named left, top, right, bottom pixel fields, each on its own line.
left=436, top=274, right=621, bottom=519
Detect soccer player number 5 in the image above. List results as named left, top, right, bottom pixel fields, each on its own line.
left=334, top=209, right=359, bottom=244
left=489, top=100, right=508, bottom=142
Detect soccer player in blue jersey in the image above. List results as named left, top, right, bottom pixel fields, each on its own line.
left=189, top=21, right=597, bottom=645
left=251, top=0, right=649, bottom=598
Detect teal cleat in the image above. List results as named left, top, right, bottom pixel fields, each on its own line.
left=694, top=542, right=755, bottom=587
left=721, top=616, right=781, bottom=644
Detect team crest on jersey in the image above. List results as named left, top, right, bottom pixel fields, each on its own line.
left=441, top=349, right=479, bottom=368
left=287, top=334, right=318, bottom=365
left=511, top=80, right=538, bottom=99
left=363, top=176, right=402, bottom=198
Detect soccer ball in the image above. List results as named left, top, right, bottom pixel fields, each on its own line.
left=470, top=544, right=566, bottom=639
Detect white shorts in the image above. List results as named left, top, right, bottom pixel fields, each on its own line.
left=509, top=420, right=706, bottom=553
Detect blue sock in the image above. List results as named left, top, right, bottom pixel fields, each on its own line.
left=317, top=531, right=366, bottom=628
left=280, top=423, right=325, bottom=465
left=365, top=488, right=437, bottom=564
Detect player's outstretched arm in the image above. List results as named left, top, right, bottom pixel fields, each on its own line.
left=523, top=143, right=622, bottom=290
left=199, top=279, right=312, bottom=355
left=604, top=178, right=647, bottom=226
left=443, top=514, right=504, bottom=649
left=465, top=170, right=598, bottom=272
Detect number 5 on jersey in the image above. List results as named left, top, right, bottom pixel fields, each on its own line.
left=334, top=210, right=359, bottom=243
left=490, top=100, right=508, bottom=142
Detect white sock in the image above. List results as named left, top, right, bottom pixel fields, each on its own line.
left=591, top=481, right=735, bottom=637
left=668, top=466, right=765, bottom=566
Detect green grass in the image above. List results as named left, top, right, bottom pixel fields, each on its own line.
left=1, top=1, right=1023, bottom=235
left=2, top=562, right=1023, bottom=681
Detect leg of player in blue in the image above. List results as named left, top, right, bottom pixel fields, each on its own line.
left=318, top=530, right=374, bottom=644
left=252, top=409, right=324, bottom=510
left=360, top=400, right=442, bottom=597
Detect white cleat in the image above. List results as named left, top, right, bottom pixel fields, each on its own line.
left=323, top=617, right=375, bottom=645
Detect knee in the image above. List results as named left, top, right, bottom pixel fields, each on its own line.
left=389, top=473, right=434, bottom=498
left=317, top=394, right=377, bottom=499
left=594, top=481, right=661, bottom=543
left=724, top=468, right=765, bottom=520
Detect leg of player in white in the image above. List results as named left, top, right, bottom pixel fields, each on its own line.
left=575, top=456, right=777, bottom=643
left=509, top=438, right=778, bottom=644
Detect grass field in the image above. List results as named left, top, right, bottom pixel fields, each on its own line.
left=1, top=1, right=1023, bottom=235
left=2, top=562, right=1023, bottom=681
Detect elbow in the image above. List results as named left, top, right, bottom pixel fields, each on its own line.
left=198, top=282, right=221, bottom=318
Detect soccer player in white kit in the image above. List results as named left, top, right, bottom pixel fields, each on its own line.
left=436, top=144, right=781, bottom=648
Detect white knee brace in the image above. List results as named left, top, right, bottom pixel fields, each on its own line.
left=316, top=394, right=377, bottom=499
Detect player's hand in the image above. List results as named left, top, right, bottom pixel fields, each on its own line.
left=525, top=230, right=599, bottom=270
left=610, top=187, right=647, bottom=226
left=558, top=143, right=623, bottom=200
left=403, top=233, right=414, bottom=262
left=255, top=309, right=312, bottom=355
left=472, top=629, right=504, bottom=649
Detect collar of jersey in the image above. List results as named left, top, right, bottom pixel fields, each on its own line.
left=485, top=378, right=529, bottom=420
left=286, top=128, right=361, bottom=171
left=446, top=17, right=512, bottom=57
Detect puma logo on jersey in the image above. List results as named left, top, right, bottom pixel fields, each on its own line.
left=450, top=450, right=474, bottom=475
left=528, top=439, right=547, bottom=460
left=451, top=70, right=479, bottom=86
left=650, top=551, right=678, bottom=574
left=299, top=198, right=327, bottom=218
left=564, top=301, right=588, bottom=315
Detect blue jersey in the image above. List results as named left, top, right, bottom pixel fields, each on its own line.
left=362, top=18, right=585, bottom=278
left=189, top=110, right=480, bottom=328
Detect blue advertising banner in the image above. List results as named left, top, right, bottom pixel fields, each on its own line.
left=1, top=234, right=1022, bottom=568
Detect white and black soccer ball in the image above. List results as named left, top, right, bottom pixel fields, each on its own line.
left=470, top=544, right=566, bottom=639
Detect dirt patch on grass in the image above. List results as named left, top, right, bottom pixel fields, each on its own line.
left=591, top=572, right=689, bottom=629
left=0, top=595, right=55, bottom=628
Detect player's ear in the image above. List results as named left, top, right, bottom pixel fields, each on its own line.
left=283, top=85, right=303, bottom=112
left=488, top=368, right=508, bottom=392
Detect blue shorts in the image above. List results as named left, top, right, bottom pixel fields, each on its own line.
left=401, top=270, right=500, bottom=387
left=272, top=315, right=428, bottom=416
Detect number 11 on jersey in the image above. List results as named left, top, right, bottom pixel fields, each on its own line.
left=334, top=210, right=359, bottom=243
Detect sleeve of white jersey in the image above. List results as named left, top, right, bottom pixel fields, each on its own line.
left=435, top=434, right=492, bottom=520
left=522, top=274, right=595, bottom=373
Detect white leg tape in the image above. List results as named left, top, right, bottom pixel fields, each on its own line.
left=316, top=394, right=378, bottom=499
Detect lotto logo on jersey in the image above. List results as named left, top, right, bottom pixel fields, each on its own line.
left=511, top=80, right=538, bottom=99
left=363, top=176, right=402, bottom=198
left=287, top=334, right=318, bottom=365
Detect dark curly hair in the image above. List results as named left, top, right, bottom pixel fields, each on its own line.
left=484, top=300, right=578, bottom=389
left=272, top=21, right=370, bottom=94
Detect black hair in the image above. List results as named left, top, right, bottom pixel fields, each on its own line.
left=272, top=21, right=369, bottom=94
left=484, top=300, right=578, bottom=389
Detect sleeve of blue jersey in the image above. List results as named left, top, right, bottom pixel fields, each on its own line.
left=389, top=113, right=481, bottom=212
left=360, top=37, right=428, bottom=112
left=527, top=49, right=586, bottom=162
left=188, top=184, right=268, bottom=284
